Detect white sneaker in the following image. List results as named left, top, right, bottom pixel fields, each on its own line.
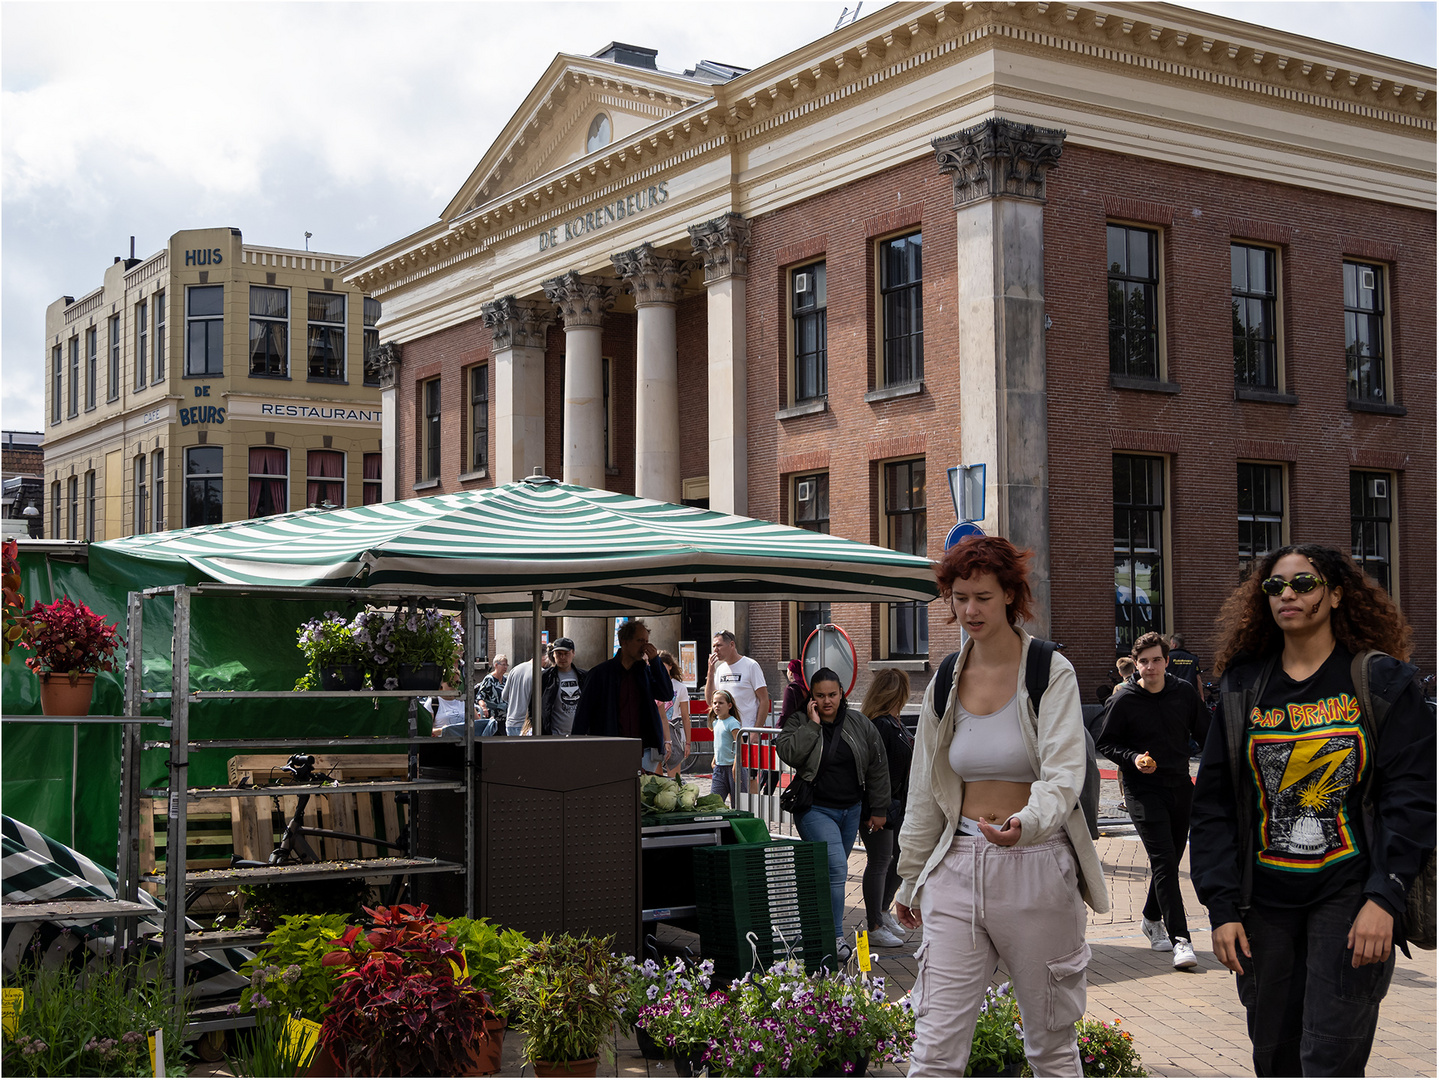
left=1172, top=938, right=1198, bottom=970
left=867, top=925, right=906, bottom=949
left=1141, top=916, right=1171, bottom=951
left=834, top=936, right=854, bottom=962
left=880, top=910, right=907, bottom=937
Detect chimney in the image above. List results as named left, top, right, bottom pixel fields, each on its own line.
left=123, top=235, right=141, bottom=270
left=593, top=42, right=658, bottom=70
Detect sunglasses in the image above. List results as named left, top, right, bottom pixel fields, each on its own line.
left=1260, top=573, right=1327, bottom=597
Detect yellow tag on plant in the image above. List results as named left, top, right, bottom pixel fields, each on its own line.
left=855, top=929, right=872, bottom=972
left=2, top=988, right=23, bottom=1039
left=284, top=1016, right=322, bottom=1065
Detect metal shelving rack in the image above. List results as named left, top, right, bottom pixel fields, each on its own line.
left=118, top=582, right=482, bottom=997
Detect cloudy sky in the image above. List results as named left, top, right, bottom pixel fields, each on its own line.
left=3, top=1, right=1434, bottom=434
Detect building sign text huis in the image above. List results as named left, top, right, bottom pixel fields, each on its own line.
left=537, top=180, right=669, bottom=252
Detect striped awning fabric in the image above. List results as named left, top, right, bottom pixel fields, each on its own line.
left=92, top=477, right=940, bottom=616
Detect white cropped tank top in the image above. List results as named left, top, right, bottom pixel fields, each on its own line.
left=947, top=692, right=1039, bottom=783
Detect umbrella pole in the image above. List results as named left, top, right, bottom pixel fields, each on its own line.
left=531, top=590, right=543, bottom=736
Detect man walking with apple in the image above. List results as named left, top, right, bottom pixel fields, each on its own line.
left=1098, top=631, right=1212, bottom=969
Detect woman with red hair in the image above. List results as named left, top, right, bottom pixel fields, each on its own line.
left=896, top=535, right=1109, bottom=1076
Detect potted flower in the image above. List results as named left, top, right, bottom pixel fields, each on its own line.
left=293, top=611, right=367, bottom=691
left=965, top=983, right=1025, bottom=1077
left=238, top=913, right=355, bottom=1021
left=353, top=606, right=462, bottom=691
left=634, top=985, right=728, bottom=1076
left=20, top=595, right=123, bottom=716
left=319, top=903, right=499, bottom=1077
left=501, top=932, right=626, bottom=1077
left=1076, top=1017, right=1147, bottom=1077
left=226, top=965, right=322, bottom=1078
left=619, top=955, right=714, bottom=1059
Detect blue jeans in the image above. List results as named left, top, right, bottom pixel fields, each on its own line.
left=797, top=801, right=862, bottom=940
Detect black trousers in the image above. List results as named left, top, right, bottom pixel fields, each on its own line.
left=1123, top=775, right=1192, bottom=943
left=1237, top=880, right=1395, bottom=1076
left=858, top=825, right=901, bottom=929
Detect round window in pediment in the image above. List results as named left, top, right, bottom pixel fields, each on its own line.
left=586, top=113, right=612, bottom=153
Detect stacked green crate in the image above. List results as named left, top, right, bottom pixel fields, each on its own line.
left=692, top=839, right=835, bottom=981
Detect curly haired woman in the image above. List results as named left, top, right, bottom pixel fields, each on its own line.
left=1190, top=543, right=1434, bottom=1077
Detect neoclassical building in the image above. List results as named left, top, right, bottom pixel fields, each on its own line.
left=345, top=8, right=1435, bottom=697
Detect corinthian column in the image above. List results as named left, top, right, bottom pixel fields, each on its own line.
left=542, top=272, right=616, bottom=491
left=481, top=297, right=552, bottom=485
left=613, top=244, right=692, bottom=655
left=541, top=272, right=617, bottom=669
left=932, top=117, right=1065, bottom=635
left=688, top=213, right=751, bottom=650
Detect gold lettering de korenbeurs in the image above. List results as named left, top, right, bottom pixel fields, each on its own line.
left=538, top=180, right=669, bottom=252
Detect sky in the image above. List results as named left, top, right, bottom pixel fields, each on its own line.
left=3, top=1, right=1435, bottom=435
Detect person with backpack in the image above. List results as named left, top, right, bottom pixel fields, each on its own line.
left=1096, top=631, right=1210, bottom=970
left=895, top=535, right=1108, bottom=1076
left=859, top=667, right=915, bottom=949
left=1190, top=543, right=1435, bottom=1077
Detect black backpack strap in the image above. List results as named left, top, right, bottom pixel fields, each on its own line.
left=934, top=651, right=961, bottom=722
left=1025, top=639, right=1057, bottom=715
left=1220, top=654, right=1278, bottom=915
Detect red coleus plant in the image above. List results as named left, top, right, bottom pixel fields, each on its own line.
left=21, top=595, right=124, bottom=680
left=319, top=903, right=498, bottom=1077
left=2, top=539, right=30, bottom=666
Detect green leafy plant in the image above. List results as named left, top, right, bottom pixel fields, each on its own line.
left=20, top=595, right=123, bottom=679
left=441, top=916, right=532, bottom=1016
left=238, top=913, right=355, bottom=1020
left=1, top=960, right=190, bottom=1077
left=502, top=932, right=626, bottom=1065
left=1076, top=1017, right=1147, bottom=1077
left=293, top=611, right=367, bottom=691
left=225, top=1000, right=319, bottom=1078
left=635, top=985, right=729, bottom=1064
left=318, top=903, right=497, bottom=1077
left=236, top=877, right=371, bottom=936
left=965, top=983, right=1025, bottom=1077
left=2, top=538, right=31, bottom=666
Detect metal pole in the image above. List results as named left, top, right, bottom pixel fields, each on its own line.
left=116, top=590, right=145, bottom=958
left=166, top=587, right=191, bottom=998
left=71, top=724, right=78, bottom=847
left=531, top=591, right=543, bottom=736
left=463, top=594, right=478, bottom=918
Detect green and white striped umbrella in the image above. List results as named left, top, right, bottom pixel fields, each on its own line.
left=92, top=476, right=938, bottom=616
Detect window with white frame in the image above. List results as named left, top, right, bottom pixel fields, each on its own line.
left=1238, top=462, right=1284, bottom=571
left=132, top=456, right=147, bottom=536
left=108, top=316, right=121, bottom=400
left=185, top=446, right=224, bottom=527
left=154, top=289, right=166, bottom=381
left=1232, top=243, right=1279, bottom=390
left=186, top=286, right=224, bottom=376
left=51, top=346, right=62, bottom=424
left=68, top=338, right=79, bottom=417
left=152, top=450, right=165, bottom=532
left=67, top=476, right=78, bottom=540
left=86, top=329, right=97, bottom=410
left=84, top=471, right=96, bottom=542
left=249, top=286, right=289, bottom=377
left=134, top=299, right=148, bottom=390
left=307, top=292, right=346, bottom=380
left=247, top=447, right=289, bottom=518
left=307, top=449, right=345, bottom=507
left=51, top=482, right=60, bottom=540
left=1344, top=261, right=1389, bottom=404
left=884, top=458, right=928, bottom=657
left=1107, top=224, right=1161, bottom=379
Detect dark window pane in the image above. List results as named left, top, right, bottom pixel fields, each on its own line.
left=188, top=286, right=223, bottom=316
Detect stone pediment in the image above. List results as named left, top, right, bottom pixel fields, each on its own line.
left=442, top=53, right=715, bottom=222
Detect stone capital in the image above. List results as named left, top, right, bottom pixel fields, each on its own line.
left=364, top=340, right=403, bottom=389
left=541, top=272, right=618, bottom=329
left=687, top=213, right=751, bottom=284
left=611, top=244, right=693, bottom=307
left=932, top=118, right=1066, bottom=208
left=481, top=296, right=554, bottom=351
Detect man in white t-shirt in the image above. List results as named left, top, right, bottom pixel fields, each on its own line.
left=705, top=630, right=771, bottom=791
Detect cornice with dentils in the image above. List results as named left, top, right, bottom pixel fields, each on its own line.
left=344, top=0, right=1435, bottom=296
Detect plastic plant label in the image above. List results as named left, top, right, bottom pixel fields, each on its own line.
left=148, top=1028, right=164, bottom=1077
left=855, top=929, right=871, bottom=972
left=284, top=1016, right=322, bottom=1064
left=2, top=988, right=22, bottom=1038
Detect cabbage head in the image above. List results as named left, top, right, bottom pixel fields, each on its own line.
left=654, top=788, right=680, bottom=812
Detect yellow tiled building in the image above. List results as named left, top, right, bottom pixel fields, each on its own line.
left=42, top=228, right=383, bottom=540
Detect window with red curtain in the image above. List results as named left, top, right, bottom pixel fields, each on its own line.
left=363, top=453, right=383, bottom=505
left=248, top=447, right=288, bottom=517
left=307, top=449, right=345, bottom=507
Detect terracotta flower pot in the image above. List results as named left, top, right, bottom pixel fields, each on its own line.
left=37, top=671, right=96, bottom=717
left=532, top=1056, right=599, bottom=1078
left=466, top=1017, right=505, bottom=1076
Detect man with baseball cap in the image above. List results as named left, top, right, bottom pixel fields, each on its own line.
left=540, top=636, right=587, bottom=737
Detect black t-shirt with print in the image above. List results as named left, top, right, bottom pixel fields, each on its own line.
left=1248, top=646, right=1369, bottom=909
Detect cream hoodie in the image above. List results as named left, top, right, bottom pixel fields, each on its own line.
left=896, top=628, right=1110, bottom=914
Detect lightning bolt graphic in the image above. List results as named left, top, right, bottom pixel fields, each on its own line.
left=1279, top=739, right=1351, bottom=795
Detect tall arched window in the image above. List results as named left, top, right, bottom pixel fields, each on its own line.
left=586, top=113, right=612, bottom=153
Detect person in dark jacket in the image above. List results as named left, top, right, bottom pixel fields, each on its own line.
left=1166, top=633, right=1202, bottom=692
left=780, top=658, right=809, bottom=718
left=540, top=636, right=587, bottom=737
left=857, top=667, right=914, bottom=949
left=1097, top=631, right=1210, bottom=969
left=1189, top=544, right=1435, bottom=1077
left=572, top=619, right=673, bottom=768
left=777, top=666, right=890, bottom=961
